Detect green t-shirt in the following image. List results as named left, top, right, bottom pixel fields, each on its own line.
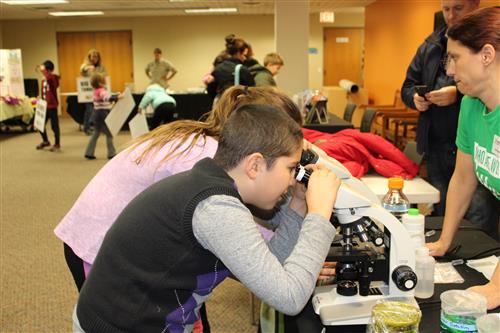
left=456, top=96, right=500, bottom=199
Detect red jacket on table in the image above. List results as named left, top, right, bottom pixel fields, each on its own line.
left=303, top=128, right=419, bottom=179
left=41, top=69, right=60, bottom=109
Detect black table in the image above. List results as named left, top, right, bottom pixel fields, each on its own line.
left=303, top=115, right=354, bottom=133
left=285, top=217, right=500, bottom=333
left=65, top=93, right=211, bottom=127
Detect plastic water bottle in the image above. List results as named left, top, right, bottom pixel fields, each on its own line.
left=381, top=177, right=410, bottom=221
left=402, top=208, right=425, bottom=249
left=414, top=247, right=435, bottom=299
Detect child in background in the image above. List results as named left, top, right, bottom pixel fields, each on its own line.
left=250, top=52, right=284, bottom=87
left=35, top=60, right=60, bottom=151
left=138, top=83, right=177, bottom=130
left=84, top=73, right=121, bottom=160
left=73, top=103, right=340, bottom=332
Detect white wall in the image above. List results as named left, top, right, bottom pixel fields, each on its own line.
left=1, top=12, right=364, bottom=93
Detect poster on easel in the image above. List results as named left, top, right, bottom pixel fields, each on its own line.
left=0, top=49, right=25, bottom=97
left=76, top=76, right=111, bottom=103
left=34, top=99, right=47, bottom=133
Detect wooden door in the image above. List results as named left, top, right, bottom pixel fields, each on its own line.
left=323, top=28, right=364, bottom=86
left=56, top=31, right=133, bottom=114
left=95, top=31, right=134, bottom=92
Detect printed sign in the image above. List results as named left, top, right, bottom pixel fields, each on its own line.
left=0, top=49, right=25, bottom=97
left=76, top=76, right=111, bottom=103
left=34, top=99, right=47, bottom=133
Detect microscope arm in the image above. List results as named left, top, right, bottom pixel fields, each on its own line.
left=308, top=146, right=381, bottom=205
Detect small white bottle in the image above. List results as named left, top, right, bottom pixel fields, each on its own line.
left=402, top=208, right=425, bottom=249
left=414, top=247, right=435, bottom=299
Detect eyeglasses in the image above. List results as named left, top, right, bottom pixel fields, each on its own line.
left=441, top=54, right=458, bottom=71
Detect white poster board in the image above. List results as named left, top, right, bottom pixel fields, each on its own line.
left=129, top=112, right=150, bottom=139
left=76, top=76, right=111, bottom=103
left=0, top=49, right=25, bottom=97
left=105, top=88, right=135, bottom=137
left=34, top=99, right=47, bottom=133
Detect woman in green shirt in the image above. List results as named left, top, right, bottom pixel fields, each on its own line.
left=427, top=6, right=499, bottom=310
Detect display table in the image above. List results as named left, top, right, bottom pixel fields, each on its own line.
left=64, top=92, right=211, bottom=126
left=303, top=115, right=354, bottom=133
left=285, top=217, right=500, bottom=332
left=361, top=174, right=440, bottom=204
left=0, top=98, right=34, bottom=124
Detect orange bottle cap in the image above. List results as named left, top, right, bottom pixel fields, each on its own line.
left=388, top=177, right=404, bottom=189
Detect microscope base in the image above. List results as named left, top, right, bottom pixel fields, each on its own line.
left=312, top=282, right=418, bottom=326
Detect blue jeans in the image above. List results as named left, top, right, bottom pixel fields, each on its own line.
left=83, top=103, right=93, bottom=133
left=84, top=116, right=115, bottom=158
left=426, top=147, right=499, bottom=240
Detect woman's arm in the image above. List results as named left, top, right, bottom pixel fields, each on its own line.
left=426, top=150, right=478, bottom=256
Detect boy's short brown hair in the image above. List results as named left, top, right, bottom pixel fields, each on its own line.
left=263, top=53, right=284, bottom=67
left=90, top=73, right=105, bottom=89
left=213, top=104, right=303, bottom=170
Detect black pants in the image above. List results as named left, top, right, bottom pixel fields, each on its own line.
left=63, top=243, right=85, bottom=291
left=39, top=108, right=60, bottom=145
left=63, top=243, right=212, bottom=332
left=150, top=102, right=176, bottom=130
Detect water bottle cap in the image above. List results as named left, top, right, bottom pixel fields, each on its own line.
left=408, top=208, right=420, bottom=216
left=388, top=177, right=404, bottom=189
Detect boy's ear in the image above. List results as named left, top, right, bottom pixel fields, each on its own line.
left=244, top=152, right=266, bottom=180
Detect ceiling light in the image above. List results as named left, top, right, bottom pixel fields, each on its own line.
left=1, top=0, right=68, bottom=4
left=184, top=8, right=238, bottom=14
left=49, top=11, right=104, bottom=16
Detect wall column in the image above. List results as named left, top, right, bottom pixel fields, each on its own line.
left=274, top=0, right=309, bottom=95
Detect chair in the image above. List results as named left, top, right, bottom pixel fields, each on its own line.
left=403, top=140, right=423, bottom=165
left=360, top=108, right=377, bottom=132
left=343, top=102, right=357, bottom=122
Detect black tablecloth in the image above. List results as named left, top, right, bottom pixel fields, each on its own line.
left=303, top=115, right=354, bottom=133
left=65, top=93, right=211, bottom=127
left=285, top=217, right=500, bottom=333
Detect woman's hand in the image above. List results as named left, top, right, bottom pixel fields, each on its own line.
left=426, top=238, right=451, bottom=257
left=468, top=283, right=500, bottom=310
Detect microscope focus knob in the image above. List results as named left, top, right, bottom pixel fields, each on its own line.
left=337, top=280, right=358, bottom=296
left=391, top=265, right=417, bottom=291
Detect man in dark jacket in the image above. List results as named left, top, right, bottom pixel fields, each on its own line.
left=402, top=0, right=498, bottom=237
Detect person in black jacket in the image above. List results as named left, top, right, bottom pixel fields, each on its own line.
left=402, top=0, right=498, bottom=235
left=207, top=36, right=255, bottom=105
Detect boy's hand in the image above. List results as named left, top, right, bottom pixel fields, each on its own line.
left=117, top=93, right=125, bottom=99
left=306, top=165, right=340, bottom=220
left=318, top=261, right=336, bottom=280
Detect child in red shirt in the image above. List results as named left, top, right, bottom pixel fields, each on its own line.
left=35, top=60, right=60, bottom=151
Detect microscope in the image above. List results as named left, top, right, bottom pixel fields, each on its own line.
left=296, top=150, right=418, bottom=326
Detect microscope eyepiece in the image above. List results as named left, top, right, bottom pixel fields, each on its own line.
left=300, top=149, right=319, bottom=165
left=295, top=165, right=311, bottom=186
